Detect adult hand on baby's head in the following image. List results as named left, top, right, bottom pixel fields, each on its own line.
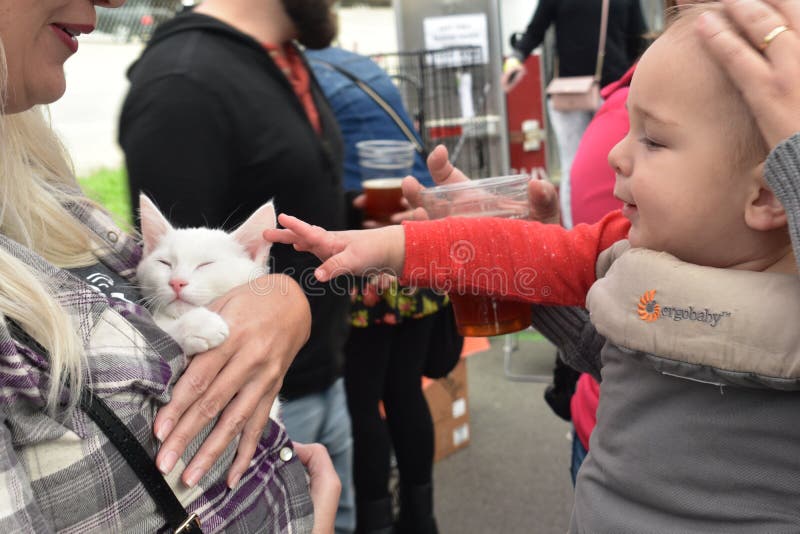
left=698, top=0, right=800, bottom=148
left=264, top=214, right=406, bottom=282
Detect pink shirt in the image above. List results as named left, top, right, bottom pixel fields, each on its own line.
left=572, top=373, right=600, bottom=449
left=569, top=65, right=635, bottom=226
left=569, top=65, right=636, bottom=450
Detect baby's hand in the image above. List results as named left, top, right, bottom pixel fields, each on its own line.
left=263, top=214, right=406, bottom=282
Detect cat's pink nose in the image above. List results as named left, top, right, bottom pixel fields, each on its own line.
left=169, top=278, right=188, bottom=295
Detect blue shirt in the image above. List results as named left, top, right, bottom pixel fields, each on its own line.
left=306, top=47, right=433, bottom=192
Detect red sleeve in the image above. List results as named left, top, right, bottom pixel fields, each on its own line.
left=399, top=210, right=630, bottom=307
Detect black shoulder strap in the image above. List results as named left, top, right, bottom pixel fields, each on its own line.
left=6, top=319, right=202, bottom=534
left=79, top=393, right=203, bottom=534
left=311, top=58, right=426, bottom=156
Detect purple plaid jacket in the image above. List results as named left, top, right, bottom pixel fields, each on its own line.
left=0, top=201, right=313, bottom=532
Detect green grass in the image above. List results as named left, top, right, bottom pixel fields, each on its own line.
left=77, top=167, right=133, bottom=228
left=516, top=329, right=546, bottom=342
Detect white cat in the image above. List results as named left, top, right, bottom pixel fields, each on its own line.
left=136, top=194, right=280, bottom=420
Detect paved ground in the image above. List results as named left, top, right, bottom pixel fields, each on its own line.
left=435, top=335, right=574, bottom=533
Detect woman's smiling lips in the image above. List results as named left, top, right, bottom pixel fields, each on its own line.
left=49, top=23, right=94, bottom=54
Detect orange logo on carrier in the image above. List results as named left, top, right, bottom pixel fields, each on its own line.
left=638, top=290, right=661, bottom=322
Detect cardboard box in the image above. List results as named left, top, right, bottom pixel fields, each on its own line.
left=423, top=358, right=470, bottom=461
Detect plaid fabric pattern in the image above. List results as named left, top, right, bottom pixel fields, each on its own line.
left=0, top=202, right=314, bottom=532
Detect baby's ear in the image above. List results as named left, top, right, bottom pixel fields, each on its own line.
left=745, top=171, right=787, bottom=232
left=139, top=194, right=173, bottom=255
left=232, top=201, right=276, bottom=266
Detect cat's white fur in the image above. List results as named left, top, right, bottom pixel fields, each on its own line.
left=136, top=194, right=280, bottom=420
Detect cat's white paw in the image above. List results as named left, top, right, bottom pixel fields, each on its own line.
left=175, top=307, right=229, bottom=356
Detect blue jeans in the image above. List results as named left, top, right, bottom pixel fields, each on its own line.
left=570, top=427, right=589, bottom=486
left=281, top=378, right=355, bottom=534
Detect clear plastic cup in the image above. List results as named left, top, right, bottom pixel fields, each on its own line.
left=419, top=174, right=532, bottom=337
left=356, top=140, right=415, bottom=222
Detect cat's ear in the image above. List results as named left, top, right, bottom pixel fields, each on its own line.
left=232, top=201, right=276, bottom=266
left=139, top=194, right=173, bottom=255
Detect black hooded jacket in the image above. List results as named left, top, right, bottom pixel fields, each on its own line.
left=120, top=12, right=349, bottom=399
left=513, top=0, right=646, bottom=87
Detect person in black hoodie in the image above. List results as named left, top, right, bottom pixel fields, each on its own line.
left=118, top=0, right=355, bottom=532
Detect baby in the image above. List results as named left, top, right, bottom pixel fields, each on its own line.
left=267, top=4, right=800, bottom=533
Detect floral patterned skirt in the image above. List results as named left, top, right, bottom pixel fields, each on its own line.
left=349, top=278, right=449, bottom=327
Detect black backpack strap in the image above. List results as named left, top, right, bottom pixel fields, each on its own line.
left=6, top=319, right=202, bottom=534
left=79, top=392, right=203, bottom=534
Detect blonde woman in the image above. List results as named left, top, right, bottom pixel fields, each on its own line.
left=0, top=1, right=338, bottom=532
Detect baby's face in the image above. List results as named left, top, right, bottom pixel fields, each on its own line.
left=609, top=29, right=760, bottom=268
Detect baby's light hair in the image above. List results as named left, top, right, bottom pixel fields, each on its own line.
left=663, top=3, right=770, bottom=167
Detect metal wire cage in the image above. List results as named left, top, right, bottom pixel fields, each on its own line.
left=371, top=46, right=498, bottom=179
left=95, top=0, right=182, bottom=43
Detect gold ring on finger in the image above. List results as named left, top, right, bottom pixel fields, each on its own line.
left=760, top=25, right=790, bottom=51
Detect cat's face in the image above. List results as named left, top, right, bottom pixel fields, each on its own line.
left=135, top=195, right=276, bottom=317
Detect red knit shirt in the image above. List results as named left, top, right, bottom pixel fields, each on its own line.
left=263, top=43, right=321, bottom=134
left=400, top=210, right=631, bottom=306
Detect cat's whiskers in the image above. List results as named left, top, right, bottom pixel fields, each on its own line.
left=138, top=291, right=170, bottom=312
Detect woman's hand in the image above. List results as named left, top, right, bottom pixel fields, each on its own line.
left=264, top=215, right=406, bottom=282
left=295, top=442, right=341, bottom=534
left=698, top=0, right=800, bottom=148
left=402, top=144, right=561, bottom=224
left=154, top=274, right=311, bottom=488
left=501, top=57, right=527, bottom=93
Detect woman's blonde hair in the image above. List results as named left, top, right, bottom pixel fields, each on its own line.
left=0, top=43, right=102, bottom=413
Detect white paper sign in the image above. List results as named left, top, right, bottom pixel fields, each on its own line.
left=423, top=13, right=489, bottom=65
left=452, top=423, right=470, bottom=446
left=457, top=72, right=475, bottom=119
left=451, top=397, right=467, bottom=419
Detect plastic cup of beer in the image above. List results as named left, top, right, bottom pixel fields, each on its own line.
left=419, top=174, right=533, bottom=337
left=356, top=140, right=415, bottom=223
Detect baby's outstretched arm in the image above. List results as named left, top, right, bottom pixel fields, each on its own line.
left=268, top=209, right=631, bottom=307
left=264, top=214, right=406, bottom=282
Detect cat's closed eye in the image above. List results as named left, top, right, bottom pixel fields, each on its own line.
left=158, top=259, right=172, bottom=268
left=197, top=261, right=215, bottom=269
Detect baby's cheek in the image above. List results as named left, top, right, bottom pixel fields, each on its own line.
left=626, top=227, right=643, bottom=248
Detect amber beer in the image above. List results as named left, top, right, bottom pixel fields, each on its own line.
left=419, top=173, right=534, bottom=336
left=363, top=178, right=404, bottom=223
left=449, top=294, right=532, bottom=337
left=357, top=140, right=415, bottom=222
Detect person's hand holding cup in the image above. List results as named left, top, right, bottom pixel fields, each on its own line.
left=356, top=140, right=416, bottom=227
